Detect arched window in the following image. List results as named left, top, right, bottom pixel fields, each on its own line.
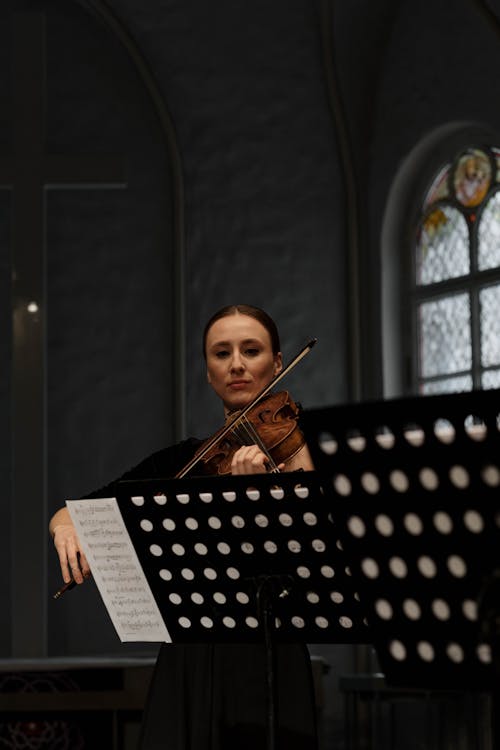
left=413, top=145, right=500, bottom=394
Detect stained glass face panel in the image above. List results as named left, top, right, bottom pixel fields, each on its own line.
left=421, top=375, right=472, bottom=395
left=416, top=206, right=469, bottom=285
left=480, top=283, right=500, bottom=366
left=418, top=294, right=471, bottom=378
left=452, top=148, right=492, bottom=207
left=478, top=191, right=500, bottom=271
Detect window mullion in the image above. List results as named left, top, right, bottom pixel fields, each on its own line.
left=469, top=224, right=482, bottom=389
left=470, top=286, right=481, bottom=389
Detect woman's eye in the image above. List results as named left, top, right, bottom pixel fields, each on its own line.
left=245, top=348, right=260, bottom=356
left=215, top=350, right=229, bottom=359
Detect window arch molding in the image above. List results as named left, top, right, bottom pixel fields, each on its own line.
left=381, top=121, right=500, bottom=398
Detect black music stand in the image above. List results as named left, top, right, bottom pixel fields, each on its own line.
left=300, top=388, right=500, bottom=746
left=115, top=470, right=370, bottom=750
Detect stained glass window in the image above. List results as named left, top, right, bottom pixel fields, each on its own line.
left=414, top=146, right=500, bottom=394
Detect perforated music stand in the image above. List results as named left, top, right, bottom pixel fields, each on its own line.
left=115, top=470, right=370, bottom=750
left=300, top=388, right=500, bottom=743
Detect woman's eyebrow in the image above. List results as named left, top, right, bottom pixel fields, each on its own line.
left=210, top=337, right=263, bottom=348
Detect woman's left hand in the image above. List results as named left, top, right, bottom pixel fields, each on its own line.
left=230, top=445, right=285, bottom=475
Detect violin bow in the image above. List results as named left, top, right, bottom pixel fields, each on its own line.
left=175, top=337, right=317, bottom=478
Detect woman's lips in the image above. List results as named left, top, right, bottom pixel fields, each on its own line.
left=228, top=380, right=250, bottom=390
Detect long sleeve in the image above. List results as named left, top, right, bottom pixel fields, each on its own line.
left=83, top=437, right=203, bottom=499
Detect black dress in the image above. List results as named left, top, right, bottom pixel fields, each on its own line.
left=85, top=439, right=318, bottom=750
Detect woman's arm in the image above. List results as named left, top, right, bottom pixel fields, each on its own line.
left=49, top=439, right=203, bottom=584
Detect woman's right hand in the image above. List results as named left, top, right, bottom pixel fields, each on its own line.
left=50, top=508, right=91, bottom=584
left=230, top=444, right=285, bottom=475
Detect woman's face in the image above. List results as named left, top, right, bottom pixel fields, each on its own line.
left=205, top=313, right=282, bottom=413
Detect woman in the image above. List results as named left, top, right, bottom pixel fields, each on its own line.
left=50, top=304, right=317, bottom=750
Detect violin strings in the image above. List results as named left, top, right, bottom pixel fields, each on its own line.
left=233, top=416, right=280, bottom=473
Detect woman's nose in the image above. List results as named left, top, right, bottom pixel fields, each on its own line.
left=230, top=351, right=244, bottom=371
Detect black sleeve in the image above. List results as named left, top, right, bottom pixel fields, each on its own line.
left=82, top=437, right=203, bottom=499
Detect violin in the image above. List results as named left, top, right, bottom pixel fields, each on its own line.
left=175, top=338, right=317, bottom=478
left=192, top=390, right=305, bottom=475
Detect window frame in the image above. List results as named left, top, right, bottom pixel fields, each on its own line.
left=411, top=147, right=500, bottom=394
left=381, top=123, right=500, bottom=399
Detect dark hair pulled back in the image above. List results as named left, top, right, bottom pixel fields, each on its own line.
left=203, top=304, right=281, bottom=357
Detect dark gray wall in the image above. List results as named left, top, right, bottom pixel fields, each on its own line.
left=2, top=0, right=351, bottom=658
left=2, top=0, right=500, bottom=744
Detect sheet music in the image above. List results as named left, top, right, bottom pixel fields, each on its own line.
left=66, top=497, right=171, bottom=643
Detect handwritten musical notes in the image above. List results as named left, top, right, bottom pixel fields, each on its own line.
left=66, top=498, right=171, bottom=643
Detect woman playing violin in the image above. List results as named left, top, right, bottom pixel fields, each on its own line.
left=49, top=304, right=317, bottom=750
left=202, top=304, right=314, bottom=475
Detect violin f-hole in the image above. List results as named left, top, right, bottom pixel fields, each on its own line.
left=257, top=408, right=271, bottom=423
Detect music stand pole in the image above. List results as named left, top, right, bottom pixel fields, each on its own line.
left=254, top=573, right=296, bottom=750
left=256, top=576, right=278, bottom=750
